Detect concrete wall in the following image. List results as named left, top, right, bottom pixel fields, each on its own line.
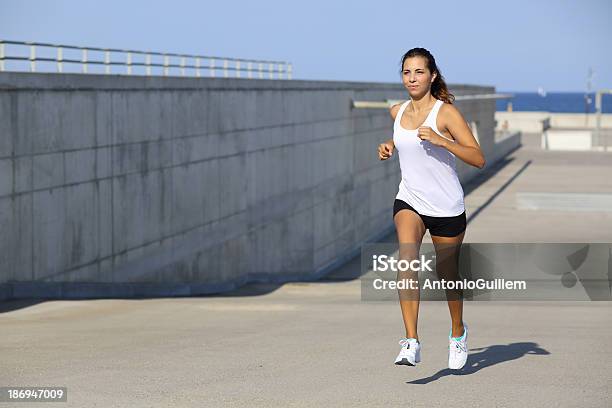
left=495, top=111, right=551, bottom=133
left=549, top=113, right=612, bottom=129
left=496, top=111, right=612, bottom=132
left=0, top=72, right=514, bottom=300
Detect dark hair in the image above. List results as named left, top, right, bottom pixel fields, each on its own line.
left=399, top=48, right=455, bottom=104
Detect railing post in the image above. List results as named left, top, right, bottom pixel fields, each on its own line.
left=196, top=57, right=201, bottom=77
left=278, top=63, right=284, bottom=80
left=247, top=61, right=252, bottom=79
left=163, top=54, right=169, bottom=76
left=259, top=62, right=263, bottom=79
left=287, top=63, right=292, bottom=80
left=146, top=54, right=151, bottom=76
left=57, top=47, right=63, bottom=73
left=268, top=63, right=273, bottom=79
left=82, top=48, right=88, bottom=73
left=29, top=44, right=36, bottom=72
left=236, top=60, right=240, bottom=78
left=1, top=41, right=6, bottom=72
left=126, top=52, right=132, bottom=75
left=223, top=59, right=228, bottom=78
left=180, top=56, right=186, bottom=76
left=210, top=58, right=215, bottom=78
left=105, top=50, right=110, bottom=74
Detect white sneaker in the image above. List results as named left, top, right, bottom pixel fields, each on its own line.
left=394, top=338, right=421, bottom=366
left=448, top=324, right=468, bottom=370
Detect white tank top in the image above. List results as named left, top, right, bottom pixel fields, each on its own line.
left=393, top=99, right=465, bottom=217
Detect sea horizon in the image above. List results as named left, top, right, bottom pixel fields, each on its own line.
left=495, top=91, right=612, bottom=113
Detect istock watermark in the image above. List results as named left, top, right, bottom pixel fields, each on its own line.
left=372, top=254, right=434, bottom=272
left=360, top=243, right=612, bottom=301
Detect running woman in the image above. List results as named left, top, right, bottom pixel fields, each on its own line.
left=377, top=48, right=485, bottom=370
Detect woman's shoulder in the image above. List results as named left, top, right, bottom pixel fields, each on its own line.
left=437, top=100, right=466, bottom=133
left=438, top=100, right=463, bottom=117
left=389, top=100, right=408, bottom=120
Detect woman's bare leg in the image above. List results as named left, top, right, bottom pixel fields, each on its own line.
left=394, top=210, right=427, bottom=341
left=431, top=231, right=466, bottom=338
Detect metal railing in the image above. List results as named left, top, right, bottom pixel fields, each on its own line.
left=0, top=39, right=293, bottom=80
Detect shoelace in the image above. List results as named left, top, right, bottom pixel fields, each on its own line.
left=450, top=337, right=467, bottom=353
left=399, top=338, right=416, bottom=348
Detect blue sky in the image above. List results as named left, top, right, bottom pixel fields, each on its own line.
left=0, top=0, right=609, bottom=92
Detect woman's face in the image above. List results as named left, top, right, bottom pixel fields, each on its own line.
left=401, top=56, right=436, bottom=96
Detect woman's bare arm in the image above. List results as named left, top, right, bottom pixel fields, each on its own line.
left=439, top=104, right=486, bottom=169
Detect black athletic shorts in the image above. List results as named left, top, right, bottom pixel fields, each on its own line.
left=393, top=199, right=466, bottom=237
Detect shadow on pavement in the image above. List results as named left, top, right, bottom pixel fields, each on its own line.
left=0, top=299, right=47, bottom=313
left=406, top=341, right=550, bottom=384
